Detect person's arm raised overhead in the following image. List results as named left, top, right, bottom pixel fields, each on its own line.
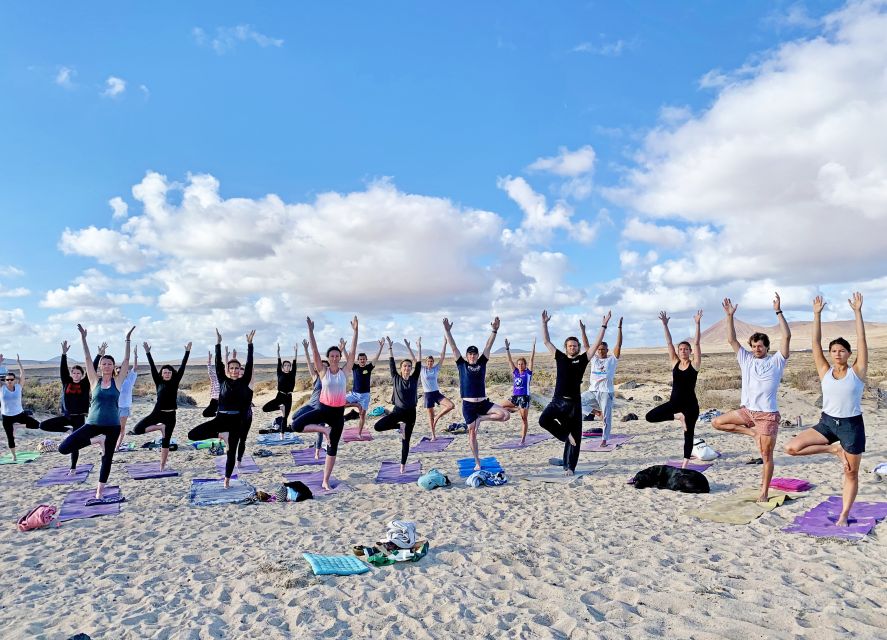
left=144, top=341, right=160, bottom=385
left=243, top=330, right=256, bottom=385
left=659, top=311, right=677, bottom=365
left=439, top=337, right=447, bottom=367
left=78, top=324, right=98, bottom=386
left=442, top=317, right=461, bottom=360
left=692, top=310, right=703, bottom=371
left=177, top=343, right=191, bottom=383
left=585, top=311, right=611, bottom=357
left=372, top=338, right=385, bottom=366
left=114, top=326, right=135, bottom=388
left=811, top=296, right=830, bottom=379
left=59, top=341, right=72, bottom=386
left=343, top=316, right=359, bottom=374
left=404, top=338, right=417, bottom=366
left=541, top=310, right=557, bottom=355
left=774, top=292, right=791, bottom=359
left=613, top=317, right=623, bottom=360
left=849, top=292, right=867, bottom=380
left=215, top=329, right=227, bottom=382
left=722, top=298, right=741, bottom=354
left=482, top=317, right=500, bottom=358
left=529, top=338, right=536, bottom=371
left=16, top=354, right=25, bottom=387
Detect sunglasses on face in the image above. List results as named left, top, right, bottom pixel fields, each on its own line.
left=4, top=378, right=14, bottom=382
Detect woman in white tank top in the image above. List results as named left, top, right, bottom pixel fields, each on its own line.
left=784, top=293, right=868, bottom=527
left=289, top=316, right=359, bottom=490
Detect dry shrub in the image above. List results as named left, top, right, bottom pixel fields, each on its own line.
left=23, top=382, right=62, bottom=414
left=696, top=371, right=742, bottom=392
left=253, top=380, right=277, bottom=394
left=782, top=368, right=821, bottom=392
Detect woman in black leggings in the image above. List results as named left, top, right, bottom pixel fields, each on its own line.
left=132, top=341, right=191, bottom=471
left=39, top=341, right=92, bottom=472
left=261, top=344, right=297, bottom=425
left=645, top=310, right=703, bottom=468
left=374, top=337, right=420, bottom=473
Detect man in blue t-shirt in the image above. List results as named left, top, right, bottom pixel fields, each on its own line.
left=443, top=316, right=510, bottom=472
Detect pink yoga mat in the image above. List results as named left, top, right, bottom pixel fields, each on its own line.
left=281, top=471, right=352, bottom=496
left=770, top=477, right=811, bottom=492
left=342, top=427, right=373, bottom=443
left=580, top=434, right=634, bottom=452
left=666, top=460, right=711, bottom=472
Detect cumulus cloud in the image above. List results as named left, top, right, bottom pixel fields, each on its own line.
left=102, top=76, right=126, bottom=98
left=0, top=308, right=35, bottom=340
left=527, top=145, right=596, bottom=200
left=109, top=196, right=128, bottom=219
left=193, top=24, right=284, bottom=54
left=606, top=0, right=887, bottom=316
left=498, top=176, right=600, bottom=246
left=55, top=66, right=76, bottom=89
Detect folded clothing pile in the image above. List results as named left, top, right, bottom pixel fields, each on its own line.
left=417, top=468, right=450, bottom=490
left=465, top=470, right=508, bottom=487
left=353, top=520, right=429, bottom=566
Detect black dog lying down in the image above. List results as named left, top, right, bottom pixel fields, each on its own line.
left=632, top=465, right=709, bottom=493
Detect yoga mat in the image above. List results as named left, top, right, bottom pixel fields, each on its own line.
left=189, top=478, right=256, bottom=506
left=492, top=433, right=552, bottom=450
left=375, top=461, right=422, bottom=484
left=36, top=464, right=93, bottom=486
left=770, top=477, right=812, bottom=492
left=580, top=434, right=634, bottom=452
left=687, top=489, right=806, bottom=525
left=0, top=451, right=40, bottom=464
left=291, top=447, right=326, bottom=466
left=342, top=427, right=373, bottom=443
left=126, top=462, right=180, bottom=480
left=666, top=460, right=712, bottom=473
left=783, top=496, right=887, bottom=541
left=281, top=471, right=352, bottom=496
left=457, top=456, right=503, bottom=478
left=523, top=462, right=606, bottom=484
left=410, top=436, right=454, bottom=453
left=256, top=433, right=303, bottom=446
left=214, top=454, right=260, bottom=476
left=582, top=428, right=603, bottom=438
left=187, top=438, right=223, bottom=449
left=59, top=486, right=124, bottom=522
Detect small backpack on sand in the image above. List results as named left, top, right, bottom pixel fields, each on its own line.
left=18, top=505, right=58, bottom=531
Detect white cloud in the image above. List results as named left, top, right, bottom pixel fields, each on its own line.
left=607, top=0, right=887, bottom=293
left=766, top=2, right=821, bottom=29
left=102, top=76, right=126, bottom=98
left=0, top=308, right=35, bottom=340
left=139, top=84, right=150, bottom=99
left=0, top=286, right=29, bottom=298
left=55, top=66, right=76, bottom=89
left=622, top=218, right=687, bottom=248
left=109, top=196, right=128, bottom=219
left=193, top=24, right=284, bottom=54
left=527, top=145, right=596, bottom=177
left=573, top=39, right=629, bottom=56
left=2, top=266, right=24, bottom=278
left=58, top=226, right=151, bottom=273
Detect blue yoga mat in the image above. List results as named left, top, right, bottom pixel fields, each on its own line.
left=457, top=456, right=503, bottom=478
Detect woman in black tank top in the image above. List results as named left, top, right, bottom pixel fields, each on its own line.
left=645, top=310, right=703, bottom=467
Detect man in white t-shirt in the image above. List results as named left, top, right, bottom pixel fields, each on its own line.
left=713, top=293, right=791, bottom=502
left=583, top=317, right=622, bottom=446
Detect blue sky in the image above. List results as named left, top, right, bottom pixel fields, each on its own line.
left=2, top=0, right=885, bottom=359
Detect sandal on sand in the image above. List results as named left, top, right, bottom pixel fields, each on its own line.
left=745, top=457, right=764, bottom=465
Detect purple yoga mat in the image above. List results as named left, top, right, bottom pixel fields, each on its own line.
left=375, top=461, right=422, bottom=484
left=291, top=448, right=326, bottom=466
left=59, top=486, right=123, bottom=522
left=214, top=454, right=260, bottom=476
left=35, top=464, right=94, bottom=486
left=666, top=460, right=712, bottom=473
left=581, top=434, right=634, bottom=452
left=281, top=471, right=351, bottom=496
left=493, top=433, right=552, bottom=450
left=410, top=436, right=454, bottom=453
left=126, top=462, right=179, bottom=480
left=783, top=496, right=887, bottom=540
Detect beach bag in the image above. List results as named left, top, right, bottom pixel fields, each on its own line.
left=691, top=438, right=718, bottom=461
left=18, top=504, right=58, bottom=531
left=417, top=468, right=450, bottom=490
left=284, top=480, right=313, bottom=502
left=382, top=521, right=418, bottom=549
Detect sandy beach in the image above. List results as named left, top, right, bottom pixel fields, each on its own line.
left=1, top=350, right=885, bottom=639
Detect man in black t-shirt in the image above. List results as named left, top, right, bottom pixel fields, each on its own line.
left=344, top=339, right=385, bottom=436
left=539, top=309, right=612, bottom=474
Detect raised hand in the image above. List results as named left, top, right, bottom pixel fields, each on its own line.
left=772, top=292, right=782, bottom=312
left=694, top=309, right=703, bottom=324
left=848, top=291, right=863, bottom=312
left=722, top=298, right=737, bottom=316
left=442, top=317, right=453, bottom=332
left=338, top=338, right=346, bottom=352
left=215, top=328, right=222, bottom=344
left=16, top=353, right=21, bottom=365
left=246, top=330, right=256, bottom=344
left=542, top=310, right=551, bottom=324
left=578, top=319, right=586, bottom=333
left=185, top=342, right=192, bottom=351
left=602, top=311, right=612, bottom=326
left=306, top=317, right=315, bottom=332
left=277, top=343, right=281, bottom=356
left=77, top=324, right=87, bottom=338
left=378, top=338, right=385, bottom=349
left=207, top=351, right=212, bottom=365
left=403, top=338, right=411, bottom=349
left=491, top=317, right=501, bottom=332
left=658, top=311, right=670, bottom=325
left=61, top=340, right=70, bottom=355
left=302, top=339, right=309, bottom=350
left=350, top=316, right=359, bottom=331
left=417, top=336, right=422, bottom=349
left=813, top=296, right=826, bottom=314
left=618, top=316, right=623, bottom=329
left=125, top=326, right=136, bottom=340
left=504, top=338, right=511, bottom=350
left=98, top=342, right=108, bottom=356
left=386, top=336, right=393, bottom=348
left=143, top=342, right=151, bottom=353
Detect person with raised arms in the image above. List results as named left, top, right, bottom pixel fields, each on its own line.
left=418, top=337, right=454, bottom=441
left=58, top=324, right=134, bottom=500
left=501, top=338, right=537, bottom=444
left=443, top=316, right=510, bottom=472
left=784, top=293, right=867, bottom=526
left=290, top=316, right=359, bottom=490
left=583, top=316, right=623, bottom=448
left=131, top=341, right=191, bottom=471
left=712, top=293, right=791, bottom=502
left=262, top=344, right=298, bottom=428
left=187, top=329, right=255, bottom=488
left=539, top=310, right=609, bottom=475
left=344, top=338, right=384, bottom=437
left=113, top=345, right=139, bottom=450
left=644, top=310, right=703, bottom=469
left=373, top=337, right=421, bottom=473
left=39, top=342, right=92, bottom=472
left=1, top=354, right=40, bottom=462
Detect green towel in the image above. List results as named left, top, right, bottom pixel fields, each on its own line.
left=687, top=488, right=806, bottom=525
left=0, top=451, right=41, bottom=464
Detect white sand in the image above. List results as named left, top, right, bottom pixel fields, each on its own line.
left=1, top=380, right=885, bottom=639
